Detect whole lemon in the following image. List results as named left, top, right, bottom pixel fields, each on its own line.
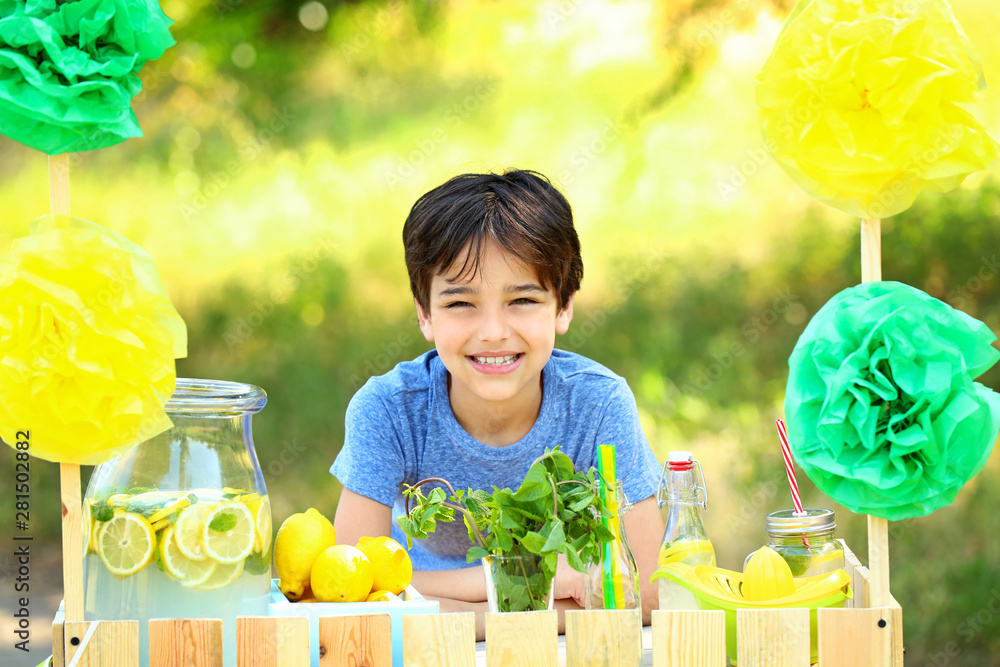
left=273, top=508, right=336, bottom=601
left=356, top=536, right=413, bottom=595
left=311, top=545, right=374, bottom=603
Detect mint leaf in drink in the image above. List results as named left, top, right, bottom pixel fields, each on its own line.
left=91, top=503, right=114, bottom=523
left=244, top=552, right=271, bottom=575
left=209, top=512, right=238, bottom=533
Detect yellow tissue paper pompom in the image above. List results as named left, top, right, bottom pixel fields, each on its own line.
left=757, top=0, right=1000, bottom=219
left=0, top=215, right=187, bottom=465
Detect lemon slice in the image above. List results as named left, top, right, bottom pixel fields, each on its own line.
left=149, top=495, right=192, bottom=524
left=240, top=492, right=261, bottom=506
left=202, top=502, right=255, bottom=564
left=97, top=511, right=156, bottom=577
left=252, top=497, right=272, bottom=556
left=193, top=560, right=245, bottom=591
left=159, top=525, right=217, bottom=588
left=658, top=540, right=715, bottom=567
left=174, top=504, right=210, bottom=561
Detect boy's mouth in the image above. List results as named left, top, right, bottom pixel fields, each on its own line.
left=466, top=353, right=523, bottom=374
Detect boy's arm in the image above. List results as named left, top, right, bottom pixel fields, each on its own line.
left=333, top=488, right=393, bottom=541
left=333, top=488, right=489, bottom=603
left=623, top=495, right=664, bottom=625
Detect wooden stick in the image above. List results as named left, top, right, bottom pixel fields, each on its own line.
left=49, top=153, right=85, bottom=624
left=861, top=218, right=882, bottom=283
left=860, top=217, right=890, bottom=608
left=49, top=153, right=71, bottom=217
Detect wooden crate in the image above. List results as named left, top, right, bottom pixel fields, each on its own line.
left=51, top=543, right=902, bottom=667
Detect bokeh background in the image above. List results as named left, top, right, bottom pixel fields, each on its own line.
left=2, top=0, right=1000, bottom=665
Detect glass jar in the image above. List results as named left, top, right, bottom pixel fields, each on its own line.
left=744, top=508, right=844, bottom=578
left=483, top=553, right=557, bottom=613
left=585, top=482, right=641, bottom=611
left=82, top=379, right=271, bottom=667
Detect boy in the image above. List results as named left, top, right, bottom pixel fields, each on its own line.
left=331, top=169, right=664, bottom=635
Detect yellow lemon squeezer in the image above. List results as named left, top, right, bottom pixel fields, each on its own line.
left=651, top=547, right=851, bottom=663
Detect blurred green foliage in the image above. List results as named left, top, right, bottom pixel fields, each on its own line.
left=2, top=1, right=1000, bottom=664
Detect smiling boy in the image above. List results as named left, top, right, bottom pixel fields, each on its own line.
left=331, top=169, right=665, bottom=635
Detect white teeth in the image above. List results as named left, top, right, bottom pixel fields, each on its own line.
left=472, top=354, right=519, bottom=366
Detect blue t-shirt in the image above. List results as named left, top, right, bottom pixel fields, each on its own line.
left=330, top=349, right=662, bottom=571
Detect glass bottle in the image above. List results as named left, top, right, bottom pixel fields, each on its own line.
left=657, top=451, right=715, bottom=611
left=585, top=482, right=641, bottom=610
left=744, top=508, right=844, bottom=578
left=82, top=379, right=271, bottom=667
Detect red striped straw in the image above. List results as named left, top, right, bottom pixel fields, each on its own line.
left=776, top=419, right=806, bottom=517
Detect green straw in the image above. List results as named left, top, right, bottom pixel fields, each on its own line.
left=596, top=448, right=616, bottom=610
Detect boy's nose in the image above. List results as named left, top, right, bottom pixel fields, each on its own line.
left=477, top=308, right=510, bottom=342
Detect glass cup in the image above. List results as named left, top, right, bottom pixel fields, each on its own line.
left=482, top=553, right=556, bottom=613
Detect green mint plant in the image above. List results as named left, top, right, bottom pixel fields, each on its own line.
left=398, top=447, right=615, bottom=612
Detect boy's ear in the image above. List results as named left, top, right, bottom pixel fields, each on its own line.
left=555, top=295, right=574, bottom=335
left=415, top=298, right=435, bottom=343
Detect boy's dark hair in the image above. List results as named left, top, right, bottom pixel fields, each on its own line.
left=403, top=169, right=583, bottom=312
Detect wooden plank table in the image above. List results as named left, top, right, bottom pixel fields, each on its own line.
left=474, top=625, right=654, bottom=667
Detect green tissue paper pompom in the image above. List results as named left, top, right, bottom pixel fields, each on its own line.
left=785, top=281, right=1000, bottom=521
left=0, top=0, right=174, bottom=154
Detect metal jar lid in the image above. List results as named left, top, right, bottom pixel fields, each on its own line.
left=765, top=508, right=835, bottom=535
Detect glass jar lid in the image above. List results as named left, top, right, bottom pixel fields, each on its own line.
left=164, top=378, right=267, bottom=416
left=765, top=508, right=835, bottom=535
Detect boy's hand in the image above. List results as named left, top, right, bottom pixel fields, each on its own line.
left=553, top=554, right=587, bottom=607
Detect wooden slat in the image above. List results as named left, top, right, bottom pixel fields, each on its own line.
left=149, top=619, right=223, bottom=667
left=817, top=606, right=903, bottom=667
left=60, top=464, right=84, bottom=623
left=53, top=611, right=65, bottom=667
left=650, top=610, right=725, bottom=667
left=842, top=540, right=865, bottom=610
left=485, top=611, right=557, bottom=667
left=62, top=621, right=138, bottom=667
left=565, top=609, right=641, bottom=667
left=736, top=608, right=810, bottom=667
left=237, top=616, right=309, bottom=667
left=318, top=614, right=392, bottom=667
left=853, top=563, right=872, bottom=610
left=403, top=612, right=476, bottom=667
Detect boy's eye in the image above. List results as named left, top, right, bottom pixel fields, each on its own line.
left=444, top=301, right=471, bottom=309
left=511, top=298, right=538, bottom=305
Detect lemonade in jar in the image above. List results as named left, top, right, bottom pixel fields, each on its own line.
left=83, top=380, right=272, bottom=667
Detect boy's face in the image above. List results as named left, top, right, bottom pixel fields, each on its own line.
left=415, top=241, right=573, bottom=416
